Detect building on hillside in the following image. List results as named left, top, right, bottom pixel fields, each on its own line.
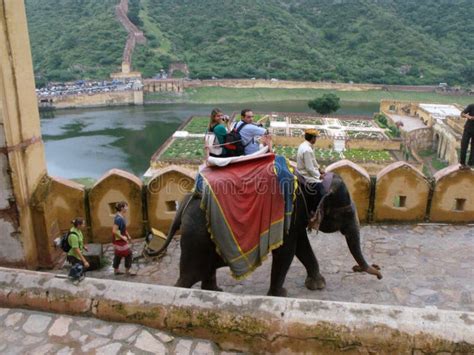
left=380, top=100, right=464, bottom=165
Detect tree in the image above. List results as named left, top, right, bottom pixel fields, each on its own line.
left=308, top=94, right=341, bottom=115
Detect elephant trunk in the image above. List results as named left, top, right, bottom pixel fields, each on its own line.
left=343, top=221, right=383, bottom=280
left=343, top=223, right=370, bottom=270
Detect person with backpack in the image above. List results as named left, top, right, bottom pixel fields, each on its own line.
left=232, top=109, right=268, bottom=155
left=205, top=108, right=230, bottom=157
left=66, top=218, right=89, bottom=279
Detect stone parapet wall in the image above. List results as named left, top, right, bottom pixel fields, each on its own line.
left=143, top=79, right=184, bottom=93
left=0, top=268, right=472, bottom=354
left=405, top=127, right=433, bottom=151
left=88, top=169, right=144, bottom=244
left=24, top=161, right=474, bottom=269
left=186, top=79, right=384, bottom=91
left=46, top=91, right=142, bottom=109
left=185, top=80, right=439, bottom=92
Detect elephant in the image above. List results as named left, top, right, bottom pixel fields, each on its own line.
left=148, top=173, right=382, bottom=297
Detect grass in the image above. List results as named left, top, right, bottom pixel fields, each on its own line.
left=160, top=138, right=204, bottom=160
left=183, top=116, right=209, bottom=133
left=344, top=149, right=393, bottom=163
left=159, top=138, right=395, bottom=165
left=431, top=157, right=448, bottom=171
left=145, top=87, right=474, bottom=106
left=418, top=149, right=435, bottom=158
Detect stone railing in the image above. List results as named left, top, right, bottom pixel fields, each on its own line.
left=29, top=161, right=474, bottom=268
left=1, top=268, right=472, bottom=354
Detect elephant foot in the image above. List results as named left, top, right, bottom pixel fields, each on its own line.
left=201, top=284, right=223, bottom=292
left=305, top=274, right=326, bottom=290
left=201, top=278, right=223, bottom=292
left=267, top=287, right=288, bottom=297
left=352, top=264, right=383, bottom=280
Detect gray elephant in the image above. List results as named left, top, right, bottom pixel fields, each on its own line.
left=148, top=173, right=382, bottom=297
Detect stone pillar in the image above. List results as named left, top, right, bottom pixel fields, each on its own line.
left=133, top=90, right=143, bottom=105
left=122, top=62, right=131, bottom=74
left=0, top=0, right=47, bottom=268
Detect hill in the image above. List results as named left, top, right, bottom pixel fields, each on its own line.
left=25, top=0, right=127, bottom=85
left=26, top=0, right=473, bottom=85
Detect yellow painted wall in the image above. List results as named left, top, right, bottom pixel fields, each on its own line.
left=373, top=162, right=430, bottom=222
left=430, top=166, right=474, bottom=222
left=89, top=169, right=144, bottom=243
left=49, top=177, right=87, bottom=239
left=147, top=166, right=195, bottom=233
left=0, top=0, right=47, bottom=268
left=326, top=160, right=371, bottom=222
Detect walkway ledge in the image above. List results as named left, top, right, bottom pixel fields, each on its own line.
left=0, top=267, right=473, bottom=354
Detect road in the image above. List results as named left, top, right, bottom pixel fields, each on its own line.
left=74, top=224, right=474, bottom=313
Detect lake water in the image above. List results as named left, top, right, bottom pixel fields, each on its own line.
left=41, top=101, right=379, bottom=179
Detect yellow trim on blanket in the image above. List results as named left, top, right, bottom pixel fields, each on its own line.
left=200, top=156, right=294, bottom=281
left=200, top=174, right=252, bottom=268
left=228, top=217, right=284, bottom=263
left=231, top=238, right=284, bottom=280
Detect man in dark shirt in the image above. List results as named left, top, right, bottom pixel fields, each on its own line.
left=460, top=103, right=474, bottom=169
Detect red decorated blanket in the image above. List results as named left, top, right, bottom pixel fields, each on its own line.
left=200, top=153, right=287, bottom=278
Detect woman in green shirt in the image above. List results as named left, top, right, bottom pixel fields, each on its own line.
left=67, top=218, right=89, bottom=270
left=207, top=108, right=229, bottom=157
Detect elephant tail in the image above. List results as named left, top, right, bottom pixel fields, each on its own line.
left=144, top=193, right=193, bottom=257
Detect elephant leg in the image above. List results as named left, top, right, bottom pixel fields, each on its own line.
left=201, top=269, right=223, bottom=292
left=175, top=274, right=201, bottom=288
left=268, top=231, right=297, bottom=297
left=295, top=229, right=326, bottom=290
left=176, top=235, right=214, bottom=289
left=341, top=220, right=383, bottom=280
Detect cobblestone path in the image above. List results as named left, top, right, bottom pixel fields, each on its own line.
left=59, top=224, right=474, bottom=312
left=0, top=308, right=239, bottom=354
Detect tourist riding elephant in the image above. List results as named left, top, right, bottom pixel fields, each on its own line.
left=148, top=173, right=382, bottom=297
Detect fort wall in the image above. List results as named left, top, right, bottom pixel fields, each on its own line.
left=46, top=90, right=143, bottom=109
left=186, top=80, right=439, bottom=92
left=0, top=0, right=47, bottom=269
left=18, top=161, right=474, bottom=269
left=143, top=79, right=184, bottom=93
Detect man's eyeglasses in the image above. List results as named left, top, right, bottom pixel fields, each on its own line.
left=245, top=115, right=254, bottom=119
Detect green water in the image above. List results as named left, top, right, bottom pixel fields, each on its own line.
left=42, top=101, right=378, bottom=179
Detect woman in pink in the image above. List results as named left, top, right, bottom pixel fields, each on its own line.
left=112, top=201, right=135, bottom=276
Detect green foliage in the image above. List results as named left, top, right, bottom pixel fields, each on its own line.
left=432, top=157, right=448, bottom=171
left=145, top=87, right=474, bottom=106
left=26, top=0, right=127, bottom=82
left=343, top=149, right=392, bottom=163
left=26, top=0, right=474, bottom=85
left=375, top=113, right=400, bottom=137
left=128, top=0, right=143, bottom=27
left=419, top=149, right=435, bottom=158
left=387, top=126, right=401, bottom=138
left=374, top=114, right=388, bottom=128
left=183, top=117, right=210, bottom=133
left=308, top=93, right=341, bottom=115
left=161, top=138, right=204, bottom=160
